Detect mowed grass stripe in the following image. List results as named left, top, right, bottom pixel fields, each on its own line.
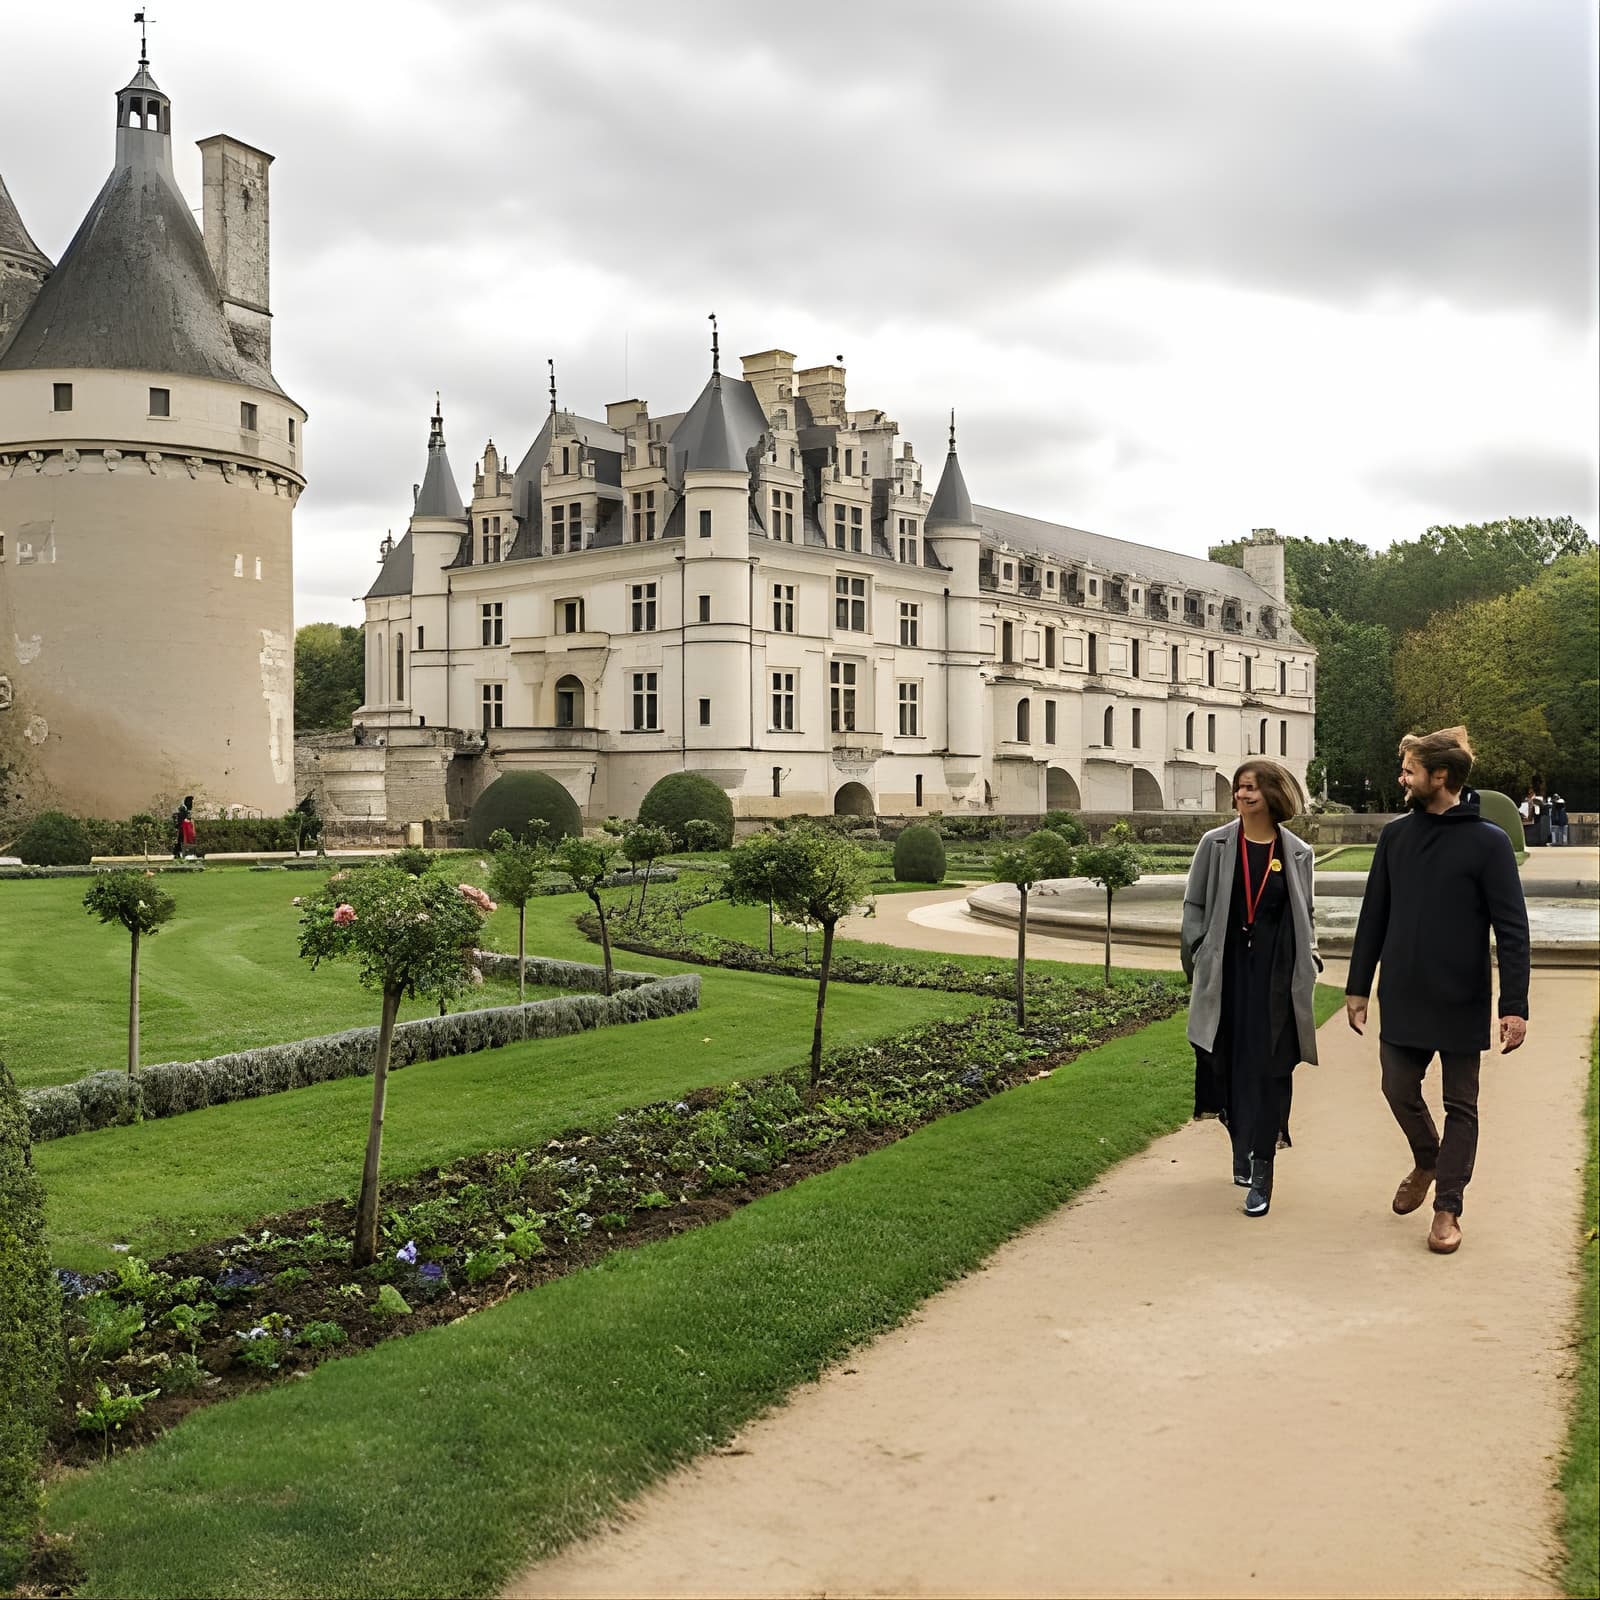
left=47, top=1013, right=1199, bottom=1600
left=1561, top=1026, right=1597, bottom=1598
left=38, top=970, right=979, bottom=1270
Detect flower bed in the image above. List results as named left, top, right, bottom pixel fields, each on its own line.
left=46, top=972, right=1182, bottom=1466
left=22, top=959, right=698, bottom=1143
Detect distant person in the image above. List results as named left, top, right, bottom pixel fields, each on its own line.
left=1520, top=786, right=1549, bottom=847
left=1549, top=793, right=1569, bottom=846
left=171, top=795, right=194, bottom=860
left=1346, top=727, right=1530, bottom=1255
left=1182, top=760, right=1322, bottom=1219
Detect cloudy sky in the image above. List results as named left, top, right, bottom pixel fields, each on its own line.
left=4, top=0, right=1596, bottom=624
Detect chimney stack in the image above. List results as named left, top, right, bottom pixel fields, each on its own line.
left=198, top=135, right=273, bottom=369
left=1242, top=527, right=1286, bottom=604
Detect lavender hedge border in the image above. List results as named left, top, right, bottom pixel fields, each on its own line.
left=22, top=955, right=699, bottom=1144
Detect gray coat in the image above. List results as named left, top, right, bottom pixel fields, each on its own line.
left=1181, top=820, right=1321, bottom=1065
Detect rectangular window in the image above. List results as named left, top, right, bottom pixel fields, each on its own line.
left=829, top=660, right=857, bottom=733
left=1207, top=713, right=1217, bottom=752
left=897, top=516, right=919, bottom=565
left=915, top=773, right=924, bottom=807
left=630, top=582, right=657, bottom=632
left=630, top=671, right=659, bottom=730
left=240, top=401, right=258, bottom=431
left=769, top=488, right=794, bottom=542
left=1243, top=655, right=1253, bottom=692
left=1207, top=650, right=1217, bottom=687
left=833, top=504, right=846, bottom=551
left=1088, top=633, right=1098, bottom=674
left=897, top=680, right=920, bottom=737
left=697, top=593, right=711, bottom=624
left=831, top=505, right=862, bottom=552
left=480, top=602, right=504, bottom=646
left=1046, top=570, right=1055, bottom=589
left=1279, top=660, right=1288, bottom=694
left=1280, top=720, right=1288, bottom=756
left=148, top=386, right=170, bottom=417
left=1001, top=621, right=1015, bottom=663
left=566, top=502, right=582, bottom=551
left=1003, top=562, right=1013, bottom=581
left=558, top=598, right=584, bottom=634
left=834, top=574, right=866, bottom=631
left=1132, top=707, right=1142, bottom=748
left=482, top=533, right=501, bottom=563
left=699, top=508, right=712, bottom=538
left=288, top=417, right=297, bottom=446
left=1044, top=627, right=1056, bottom=668
left=772, top=583, right=795, bottom=633
left=1132, top=639, right=1141, bottom=678
left=772, top=765, right=783, bottom=798
left=481, top=682, right=504, bottom=730
left=549, top=504, right=565, bottom=555
left=898, top=601, right=920, bottom=647
left=1045, top=699, right=1057, bottom=744
left=631, top=489, right=657, bottom=542
left=52, top=382, right=72, bottom=412
left=416, top=625, right=424, bottom=649
left=699, top=697, right=712, bottom=726
left=1088, top=577, right=1098, bottom=596
left=771, top=671, right=796, bottom=731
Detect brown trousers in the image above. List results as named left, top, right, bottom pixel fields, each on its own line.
left=1378, top=1041, right=1482, bottom=1216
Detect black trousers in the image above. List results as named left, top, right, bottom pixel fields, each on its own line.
left=1378, top=1041, right=1482, bottom=1216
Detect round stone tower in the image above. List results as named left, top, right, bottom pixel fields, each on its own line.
left=0, top=48, right=305, bottom=819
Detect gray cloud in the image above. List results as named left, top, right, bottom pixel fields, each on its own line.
left=1367, top=448, right=1599, bottom=528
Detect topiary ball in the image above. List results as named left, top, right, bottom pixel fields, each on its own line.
left=892, top=823, right=946, bottom=884
left=14, top=810, right=94, bottom=867
left=637, top=772, right=734, bottom=849
left=466, top=772, right=582, bottom=849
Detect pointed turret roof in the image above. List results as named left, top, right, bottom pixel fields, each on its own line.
left=0, top=55, right=284, bottom=394
left=670, top=370, right=768, bottom=477
left=925, top=411, right=974, bottom=528
left=0, top=171, right=50, bottom=273
left=412, top=402, right=467, bottom=521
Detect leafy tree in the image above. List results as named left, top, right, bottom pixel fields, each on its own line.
left=83, top=871, right=177, bottom=1075
left=0, top=1059, right=62, bottom=1588
left=486, top=824, right=549, bottom=1004
left=1297, top=612, right=1397, bottom=809
left=1075, top=823, right=1142, bottom=988
left=293, top=622, right=365, bottom=732
left=555, top=836, right=619, bottom=996
left=621, top=824, right=674, bottom=916
left=723, top=830, right=790, bottom=956
left=991, top=829, right=1075, bottom=1025
left=762, top=825, right=872, bottom=1090
left=128, top=812, right=159, bottom=862
left=298, top=865, right=491, bottom=1265
left=15, top=810, right=92, bottom=867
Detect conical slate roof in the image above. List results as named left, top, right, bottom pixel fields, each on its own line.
left=0, top=171, right=50, bottom=271
left=925, top=445, right=973, bottom=528
left=670, top=371, right=768, bottom=477
left=412, top=408, right=466, bottom=521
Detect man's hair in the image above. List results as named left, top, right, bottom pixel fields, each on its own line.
left=1399, top=726, right=1474, bottom=792
left=1231, top=760, right=1300, bottom=824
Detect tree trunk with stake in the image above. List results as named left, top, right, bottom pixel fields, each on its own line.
left=127, top=925, right=141, bottom=1076
left=1015, top=883, right=1028, bottom=1028
left=352, top=985, right=402, bottom=1267
left=516, top=903, right=527, bottom=1006
left=1103, top=884, right=1113, bottom=987
left=590, top=891, right=615, bottom=995
left=766, top=889, right=775, bottom=956
left=809, top=918, right=836, bottom=1091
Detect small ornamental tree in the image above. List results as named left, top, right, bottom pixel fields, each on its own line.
left=992, top=829, right=1075, bottom=1026
left=723, top=830, right=789, bottom=956
left=129, top=812, right=160, bottom=862
left=683, top=817, right=721, bottom=853
left=486, top=824, right=549, bottom=1004
left=83, top=870, right=177, bottom=1075
left=621, top=824, right=673, bottom=916
left=0, top=1059, right=62, bottom=1589
left=556, top=836, right=619, bottom=995
left=1075, top=821, right=1142, bottom=987
left=767, top=825, right=872, bottom=1089
left=299, top=865, right=493, bottom=1266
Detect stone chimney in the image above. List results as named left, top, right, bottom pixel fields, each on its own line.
left=796, top=360, right=846, bottom=427
left=740, top=349, right=796, bottom=421
left=198, top=135, right=273, bottom=369
left=1242, top=526, right=1286, bottom=603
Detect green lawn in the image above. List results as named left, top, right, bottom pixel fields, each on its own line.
left=1, top=869, right=585, bottom=1090
left=44, top=1012, right=1204, bottom=1599
left=1316, top=846, right=1375, bottom=872
left=1561, top=1026, right=1598, bottom=1597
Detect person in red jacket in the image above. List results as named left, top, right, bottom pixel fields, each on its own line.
left=1345, top=727, right=1530, bottom=1256
left=173, top=795, right=196, bottom=860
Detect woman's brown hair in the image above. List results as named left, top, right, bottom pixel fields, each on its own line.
left=1231, top=760, right=1300, bottom=824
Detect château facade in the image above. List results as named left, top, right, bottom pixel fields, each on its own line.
left=346, top=347, right=1313, bottom=823
left=0, top=48, right=304, bottom=819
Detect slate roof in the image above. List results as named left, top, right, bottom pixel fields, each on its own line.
left=0, top=171, right=50, bottom=272
left=364, top=532, right=414, bottom=599
left=669, top=372, right=768, bottom=477
left=0, top=154, right=285, bottom=395
left=414, top=414, right=467, bottom=520
left=925, top=447, right=973, bottom=527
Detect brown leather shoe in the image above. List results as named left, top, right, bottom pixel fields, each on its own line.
left=1427, top=1209, right=1462, bottom=1254
left=1393, top=1166, right=1436, bottom=1215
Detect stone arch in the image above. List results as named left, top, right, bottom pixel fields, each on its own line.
left=833, top=781, right=874, bottom=818
left=1132, top=767, right=1163, bottom=810
left=554, top=674, right=585, bottom=729
left=1215, top=772, right=1234, bottom=810
left=1046, top=766, right=1081, bottom=810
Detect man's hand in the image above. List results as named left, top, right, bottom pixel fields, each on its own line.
left=1345, top=997, right=1367, bottom=1035
left=1499, top=1015, right=1527, bottom=1054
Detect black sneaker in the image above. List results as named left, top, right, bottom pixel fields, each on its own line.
left=1233, top=1154, right=1251, bottom=1188
left=1244, top=1157, right=1273, bottom=1217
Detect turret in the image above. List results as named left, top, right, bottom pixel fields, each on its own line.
left=924, top=413, right=984, bottom=764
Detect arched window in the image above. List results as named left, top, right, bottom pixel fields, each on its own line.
left=1185, top=711, right=1195, bottom=749
left=1016, top=698, right=1031, bottom=742
left=395, top=634, right=405, bottom=702
left=374, top=630, right=385, bottom=702
left=1259, top=717, right=1268, bottom=753
left=1103, top=706, right=1114, bottom=746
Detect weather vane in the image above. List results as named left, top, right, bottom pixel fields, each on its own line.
left=708, top=312, right=719, bottom=376
left=547, top=358, right=558, bottom=417
left=133, top=10, right=153, bottom=68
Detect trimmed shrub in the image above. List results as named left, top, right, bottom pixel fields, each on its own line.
left=892, top=824, right=947, bottom=884
left=466, top=773, right=582, bottom=849
left=1042, top=810, right=1089, bottom=847
left=638, top=772, right=734, bottom=849
left=391, top=846, right=434, bottom=876
left=14, top=810, right=93, bottom=867
left=0, top=1060, right=62, bottom=1586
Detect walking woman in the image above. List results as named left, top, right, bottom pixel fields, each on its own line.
left=1181, top=761, right=1321, bottom=1217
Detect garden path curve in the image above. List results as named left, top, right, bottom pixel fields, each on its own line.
left=506, top=967, right=1593, bottom=1599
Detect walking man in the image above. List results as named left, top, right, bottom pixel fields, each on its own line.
left=1345, top=727, right=1530, bottom=1255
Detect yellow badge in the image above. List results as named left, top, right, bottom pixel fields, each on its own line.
left=1269, top=857, right=1283, bottom=872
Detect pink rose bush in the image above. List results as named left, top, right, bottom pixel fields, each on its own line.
left=457, top=883, right=497, bottom=915
left=332, top=903, right=357, bottom=925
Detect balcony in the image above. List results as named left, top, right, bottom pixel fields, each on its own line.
left=484, top=726, right=602, bottom=754
left=831, top=734, right=884, bottom=762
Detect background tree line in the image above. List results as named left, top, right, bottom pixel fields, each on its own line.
left=293, top=623, right=364, bottom=733
left=1212, top=517, right=1598, bottom=811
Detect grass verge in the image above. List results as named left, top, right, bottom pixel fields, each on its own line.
left=46, top=1011, right=1199, bottom=1599
left=1560, top=1025, right=1598, bottom=1598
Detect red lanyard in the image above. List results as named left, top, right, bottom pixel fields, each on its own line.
left=1239, top=828, right=1277, bottom=930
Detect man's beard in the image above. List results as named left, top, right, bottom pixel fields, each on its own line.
left=1405, top=786, right=1432, bottom=811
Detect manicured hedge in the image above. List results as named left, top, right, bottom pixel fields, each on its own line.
left=466, top=773, right=582, bottom=848
left=638, top=772, right=734, bottom=849
left=12, top=811, right=93, bottom=866
left=893, top=824, right=946, bottom=883
left=22, top=962, right=699, bottom=1144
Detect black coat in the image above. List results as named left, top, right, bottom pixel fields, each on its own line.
left=1346, top=796, right=1530, bottom=1053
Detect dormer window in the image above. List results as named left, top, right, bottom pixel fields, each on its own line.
left=52, top=382, right=72, bottom=412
